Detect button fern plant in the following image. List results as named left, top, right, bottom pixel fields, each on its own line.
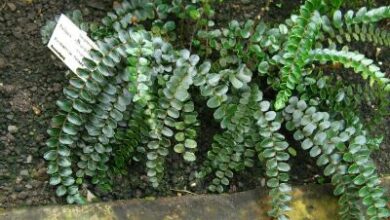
left=41, top=0, right=390, bottom=219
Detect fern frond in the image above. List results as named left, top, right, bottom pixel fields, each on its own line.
left=111, top=102, right=149, bottom=174
left=171, top=99, right=200, bottom=160
left=254, top=96, right=291, bottom=219
left=309, top=48, right=389, bottom=90
left=349, top=6, right=390, bottom=25
left=202, top=131, right=245, bottom=193
left=77, top=77, right=132, bottom=190
left=283, top=97, right=360, bottom=219
left=93, top=0, right=155, bottom=39
left=275, top=0, right=323, bottom=110
left=45, top=27, right=155, bottom=202
left=200, top=86, right=261, bottom=190
left=143, top=48, right=202, bottom=186
left=321, top=7, right=390, bottom=47
left=198, top=85, right=292, bottom=219
left=283, top=97, right=390, bottom=219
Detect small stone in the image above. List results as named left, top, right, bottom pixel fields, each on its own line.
left=15, top=176, right=23, bottom=184
left=14, top=186, right=23, bottom=192
left=6, top=133, right=15, bottom=142
left=1, top=84, right=16, bottom=93
left=113, top=1, right=121, bottom=8
left=25, top=184, right=33, bottom=189
left=35, top=134, right=44, bottom=142
left=26, top=155, right=33, bottom=164
left=25, top=199, right=33, bottom=206
left=86, top=190, right=98, bottom=202
left=10, top=194, right=18, bottom=200
left=6, top=114, right=14, bottom=120
left=20, top=169, right=29, bottom=177
left=12, top=27, right=23, bottom=39
left=260, top=178, right=266, bottom=187
left=32, top=167, right=47, bottom=181
left=7, top=3, right=17, bottom=12
left=18, top=192, right=28, bottom=200
left=7, top=125, right=18, bottom=133
left=10, top=90, right=31, bottom=112
left=52, top=83, right=62, bottom=92
left=32, top=105, right=42, bottom=115
left=135, top=189, right=142, bottom=198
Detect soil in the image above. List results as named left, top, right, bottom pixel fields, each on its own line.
left=0, top=0, right=113, bottom=208
left=0, top=0, right=389, bottom=209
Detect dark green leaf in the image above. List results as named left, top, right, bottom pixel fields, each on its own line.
left=184, top=139, right=197, bottom=149
left=183, top=152, right=196, bottom=162
left=50, top=176, right=61, bottom=185
left=57, top=100, right=72, bottom=112
left=44, top=150, right=58, bottom=161
left=68, top=112, right=83, bottom=126
left=56, top=185, right=67, bottom=197
left=59, top=157, right=72, bottom=167
left=174, top=144, right=185, bottom=153
left=73, top=100, right=92, bottom=113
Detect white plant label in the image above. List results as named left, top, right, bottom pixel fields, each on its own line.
left=48, top=14, right=98, bottom=79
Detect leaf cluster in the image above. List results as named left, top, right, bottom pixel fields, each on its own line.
left=42, top=0, right=389, bottom=219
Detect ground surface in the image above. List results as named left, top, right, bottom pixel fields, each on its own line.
left=0, top=0, right=112, bottom=208
left=0, top=0, right=389, bottom=209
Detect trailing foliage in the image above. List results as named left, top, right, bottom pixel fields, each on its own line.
left=275, top=0, right=323, bottom=110
left=283, top=97, right=389, bottom=219
left=308, top=48, right=389, bottom=89
left=42, top=0, right=389, bottom=219
left=317, top=6, right=390, bottom=48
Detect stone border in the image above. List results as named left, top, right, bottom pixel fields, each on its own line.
left=1, top=176, right=389, bottom=220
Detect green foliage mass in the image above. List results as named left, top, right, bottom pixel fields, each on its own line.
left=41, top=0, right=389, bottom=219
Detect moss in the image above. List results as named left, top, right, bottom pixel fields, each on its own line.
left=289, top=188, right=339, bottom=220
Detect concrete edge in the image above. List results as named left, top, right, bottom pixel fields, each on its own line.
left=0, top=176, right=389, bottom=220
